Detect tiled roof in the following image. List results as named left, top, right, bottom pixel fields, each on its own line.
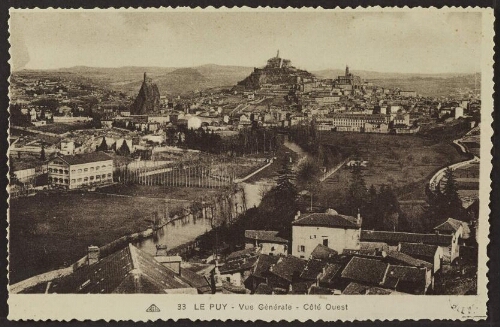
left=310, top=244, right=338, bottom=261
left=254, top=283, right=273, bottom=294
left=361, top=230, right=452, bottom=246
left=341, top=257, right=388, bottom=285
left=385, top=250, right=433, bottom=269
left=245, top=230, right=288, bottom=244
left=382, top=265, right=427, bottom=294
left=219, top=255, right=259, bottom=274
left=269, top=255, right=307, bottom=283
left=293, top=212, right=360, bottom=229
left=226, top=247, right=260, bottom=261
left=398, top=243, right=438, bottom=261
left=252, top=254, right=280, bottom=279
left=57, top=152, right=113, bottom=166
left=47, top=244, right=193, bottom=294
left=290, top=281, right=314, bottom=294
left=300, top=259, right=328, bottom=280
left=434, top=218, right=466, bottom=233
left=319, top=263, right=344, bottom=284
left=309, top=285, right=334, bottom=295
left=342, top=282, right=394, bottom=295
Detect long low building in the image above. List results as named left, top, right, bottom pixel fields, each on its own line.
left=48, top=152, right=113, bottom=190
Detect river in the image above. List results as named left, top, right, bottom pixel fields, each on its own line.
left=135, top=180, right=275, bottom=256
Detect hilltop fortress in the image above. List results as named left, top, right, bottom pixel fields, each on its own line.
left=237, top=50, right=315, bottom=90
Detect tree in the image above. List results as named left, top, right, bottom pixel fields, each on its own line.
left=117, top=140, right=131, bottom=156
left=345, top=164, right=368, bottom=217
left=40, top=145, right=46, bottom=161
left=96, top=136, right=108, bottom=152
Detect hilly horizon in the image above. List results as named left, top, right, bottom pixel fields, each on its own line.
left=15, top=64, right=480, bottom=97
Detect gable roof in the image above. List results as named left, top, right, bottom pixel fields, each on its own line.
left=300, top=259, right=328, bottom=280
left=219, top=255, right=259, bottom=275
left=269, top=255, right=307, bottom=283
left=252, top=254, right=280, bottom=279
left=245, top=230, right=288, bottom=244
left=46, top=244, right=194, bottom=294
left=254, top=283, right=273, bottom=294
left=293, top=212, right=360, bottom=229
left=319, top=263, right=344, bottom=284
left=226, top=247, right=260, bottom=261
left=385, top=250, right=433, bottom=269
left=398, top=242, right=438, bottom=261
left=310, top=244, right=339, bottom=261
left=341, top=257, right=388, bottom=285
left=57, top=152, right=113, bottom=166
left=434, top=218, right=463, bottom=232
left=361, top=230, right=452, bottom=246
left=342, top=282, right=396, bottom=295
left=382, top=265, right=427, bottom=294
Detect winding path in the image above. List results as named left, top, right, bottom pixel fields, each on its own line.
left=428, top=128, right=480, bottom=193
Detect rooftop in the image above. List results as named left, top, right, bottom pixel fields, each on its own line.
left=341, top=257, right=388, bottom=285
left=300, top=259, right=328, bottom=280
left=434, top=218, right=467, bottom=233
left=245, top=230, right=288, bottom=244
left=361, top=230, right=452, bottom=246
left=56, top=151, right=113, bottom=166
left=310, top=244, right=339, bottom=261
left=293, top=210, right=360, bottom=229
left=45, top=244, right=195, bottom=294
left=252, top=254, right=280, bottom=280
left=269, top=255, right=307, bottom=283
left=398, top=242, right=439, bottom=261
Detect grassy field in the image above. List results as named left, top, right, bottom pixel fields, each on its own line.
left=32, top=122, right=91, bottom=134
left=316, top=132, right=468, bottom=206
left=9, top=191, right=175, bottom=283
left=97, top=184, right=220, bottom=201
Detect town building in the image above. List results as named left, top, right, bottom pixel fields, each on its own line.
left=292, top=209, right=362, bottom=258
left=48, top=152, right=113, bottom=189
left=244, top=230, right=289, bottom=256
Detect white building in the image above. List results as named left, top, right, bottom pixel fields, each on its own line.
left=48, top=152, right=113, bottom=190
left=454, top=107, right=464, bottom=119
left=244, top=230, right=288, bottom=256
left=292, top=209, right=362, bottom=259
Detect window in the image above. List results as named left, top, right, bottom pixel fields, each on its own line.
left=90, top=167, right=94, bottom=172
left=71, top=170, right=75, bottom=174
left=107, top=173, right=111, bottom=177
left=299, top=245, right=305, bottom=252
left=96, top=166, right=100, bottom=171
left=59, top=169, right=63, bottom=174
left=71, top=179, right=75, bottom=183
left=102, top=165, right=106, bottom=169
left=84, top=177, right=88, bottom=182
left=48, top=177, right=52, bottom=182
left=78, top=169, right=82, bottom=173
left=64, top=179, right=68, bottom=184
left=271, top=246, right=275, bottom=251
left=64, top=170, right=69, bottom=174
left=84, top=168, right=88, bottom=172
left=102, top=174, right=106, bottom=179
left=323, top=239, right=329, bottom=247
left=96, top=175, right=100, bottom=179
left=77, top=178, right=82, bottom=182
left=90, top=176, right=94, bottom=181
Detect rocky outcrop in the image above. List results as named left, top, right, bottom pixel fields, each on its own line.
left=130, top=73, right=161, bottom=115
left=237, top=52, right=315, bottom=90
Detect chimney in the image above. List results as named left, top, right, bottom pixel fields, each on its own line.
left=294, top=211, right=301, bottom=221
left=357, top=208, right=362, bottom=227
left=87, top=245, right=100, bottom=265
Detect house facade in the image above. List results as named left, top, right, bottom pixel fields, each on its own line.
left=292, top=209, right=361, bottom=259
left=244, top=230, right=288, bottom=256
left=48, top=152, right=113, bottom=190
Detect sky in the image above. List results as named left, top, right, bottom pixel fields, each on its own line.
left=9, top=10, right=482, bottom=73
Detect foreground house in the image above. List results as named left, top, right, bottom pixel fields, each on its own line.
left=292, top=209, right=361, bottom=258
left=360, top=230, right=458, bottom=263
left=39, top=244, right=199, bottom=294
left=48, top=152, right=113, bottom=190
left=244, top=230, right=289, bottom=256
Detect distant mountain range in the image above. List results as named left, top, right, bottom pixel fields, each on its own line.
left=17, top=65, right=479, bottom=98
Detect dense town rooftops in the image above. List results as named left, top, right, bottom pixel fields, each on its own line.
left=361, top=230, right=453, bottom=246
left=55, top=151, right=113, bottom=166
left=45, top=244, right=195, bottom=294
left=341, top=257, right=388, bottom=285
left=319, top=263, right=344, bottom=284
left=293, top=210, right=360, bottom=229
left=342, top=282, right=394, bottom=295
left=244, top=230, right=289, bottom=244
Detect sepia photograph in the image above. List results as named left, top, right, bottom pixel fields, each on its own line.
left=6, top=7, right=493, bottom=321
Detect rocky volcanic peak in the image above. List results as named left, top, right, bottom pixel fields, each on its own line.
left=237, top=51, right=315, bottom=90
left=130, top=72, right=161, bottom=115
